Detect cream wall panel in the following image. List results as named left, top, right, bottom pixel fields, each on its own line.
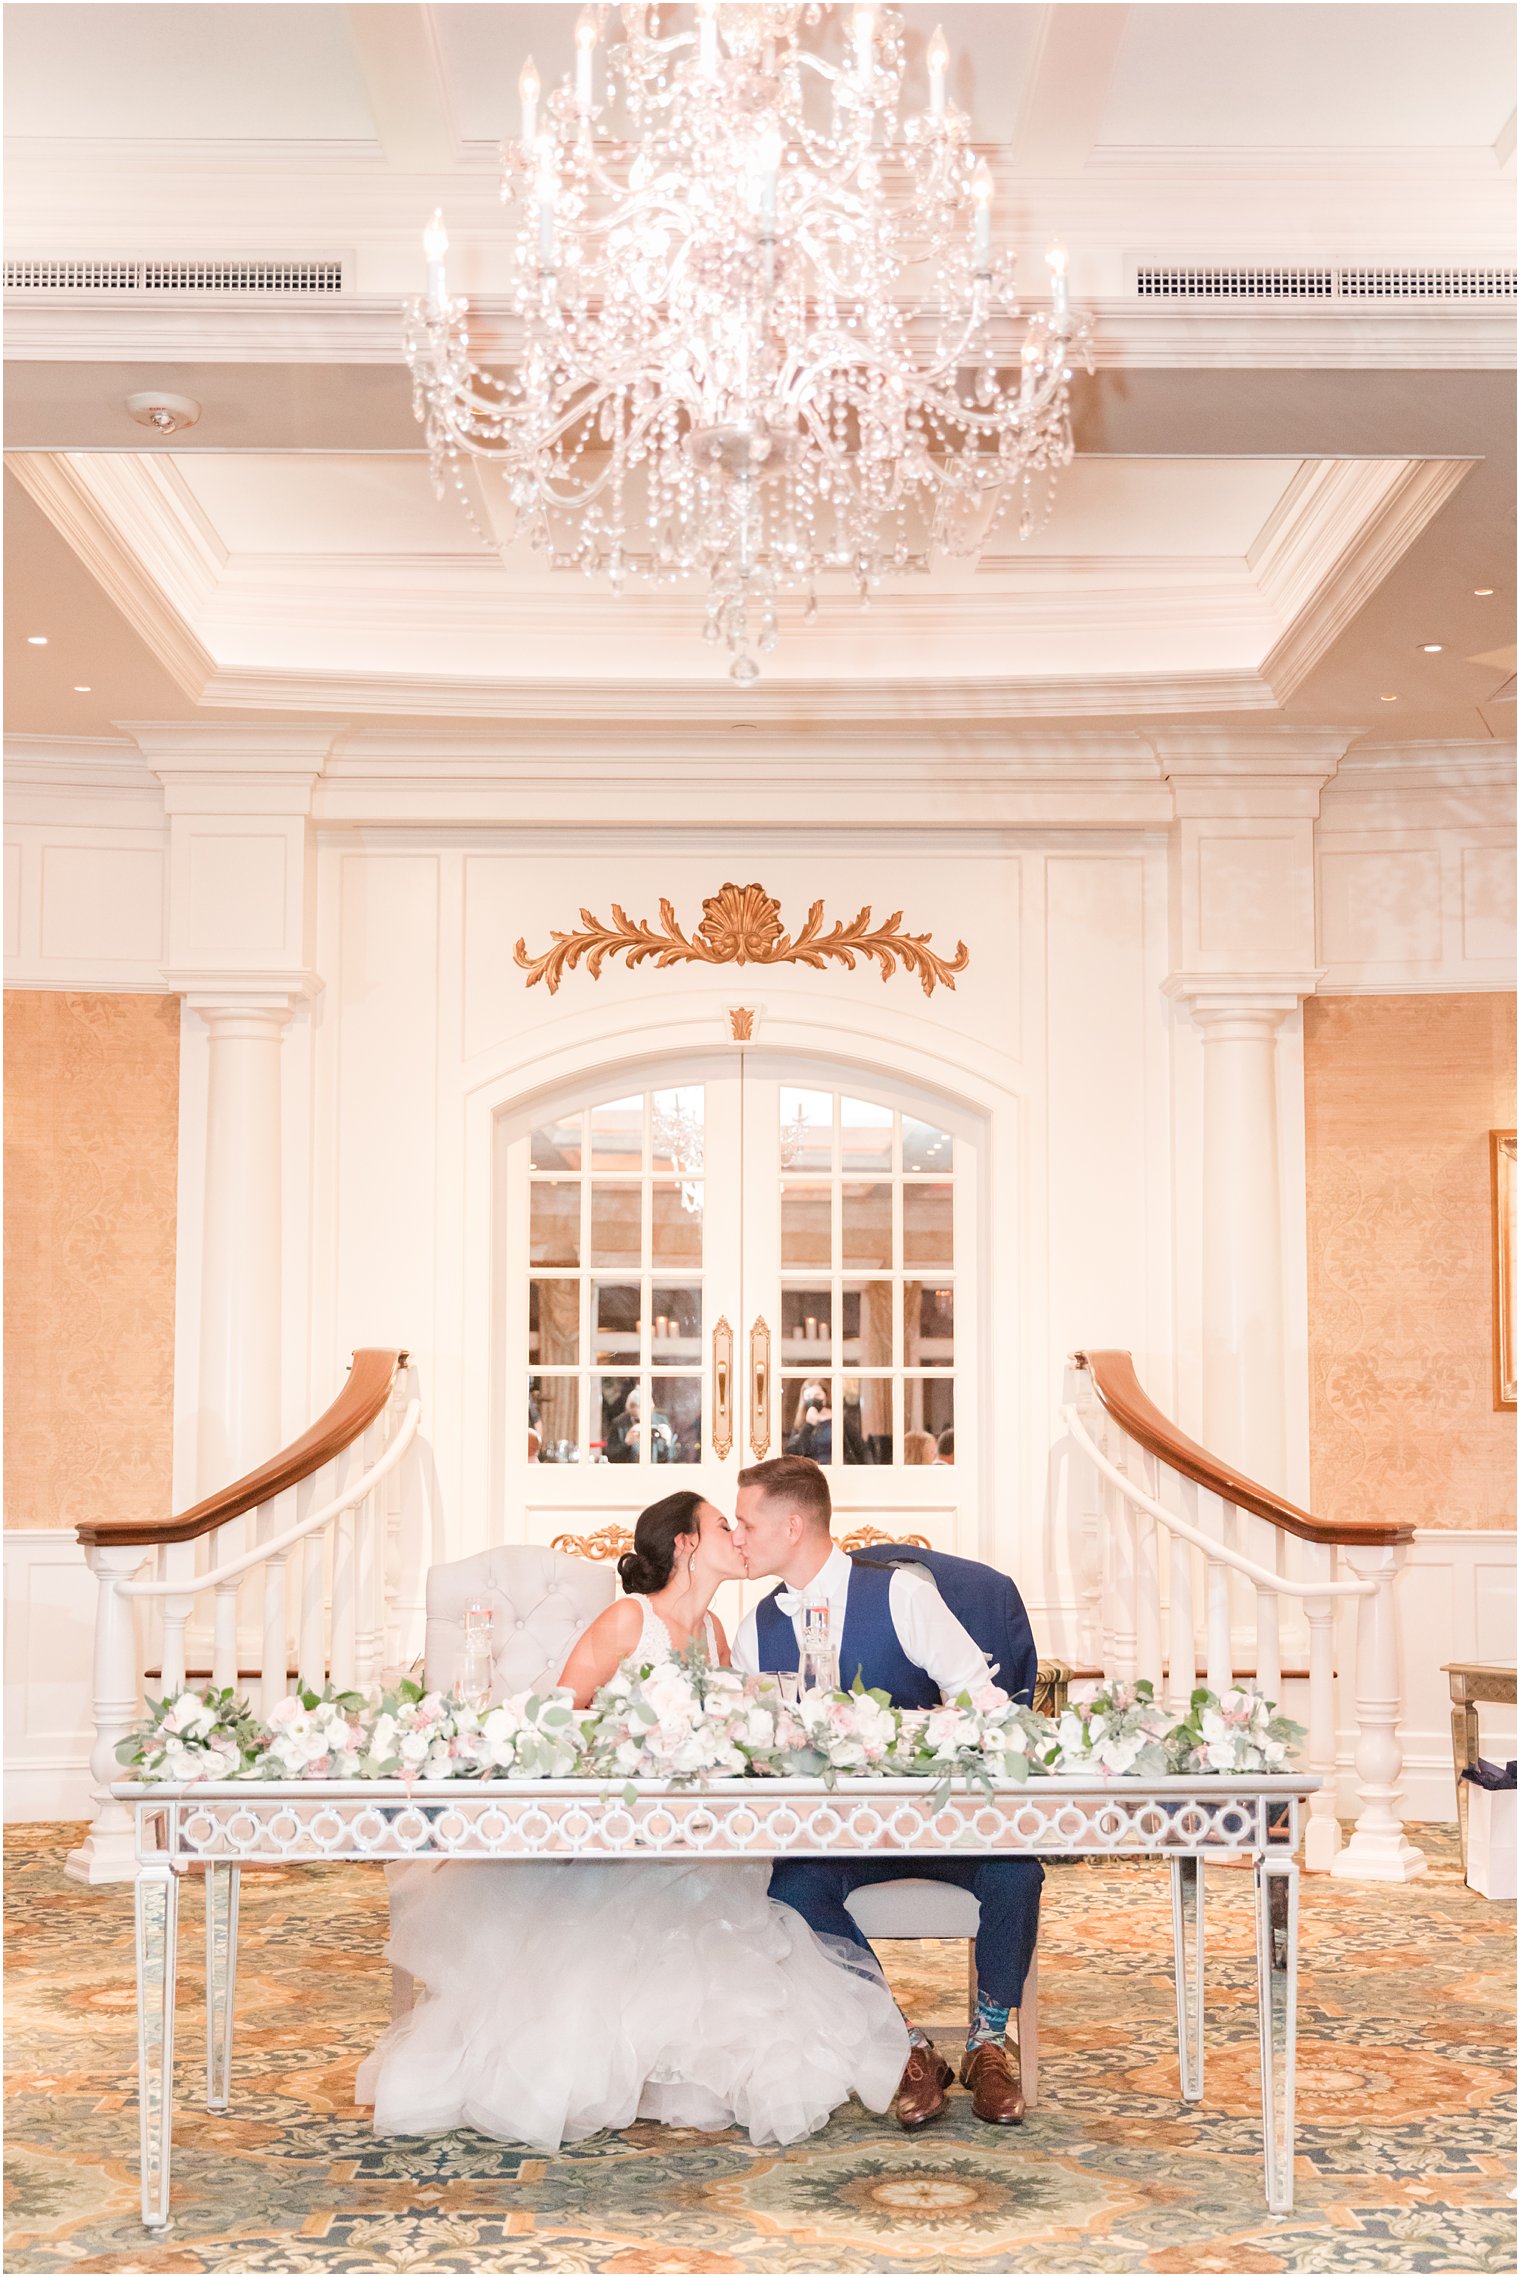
left=1461, top=843, right=1517, bottom=964
left=3, top=1531, right=99, bottom=1821
left=1318, top=846, right=1444, bottom=968
left=5, top=825, right=168, bottom=989
left=331, top=849, right=441, bottom=1372
left=39, top=844, right=164, bottom=965
left=5, top=842, right=23, bottom=961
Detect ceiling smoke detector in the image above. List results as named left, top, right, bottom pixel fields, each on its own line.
left=125, top=389, right=201, bottom=436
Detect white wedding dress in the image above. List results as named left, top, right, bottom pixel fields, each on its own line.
left=355, top=1597, right=908, bottom=2150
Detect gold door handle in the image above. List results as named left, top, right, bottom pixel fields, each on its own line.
left=712, top=1316, right=734, bottom=1459
left=749, top=1316, right=772, bottom=1459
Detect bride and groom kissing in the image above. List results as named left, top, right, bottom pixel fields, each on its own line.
left=358, top=1454, right=1041, bottom=2150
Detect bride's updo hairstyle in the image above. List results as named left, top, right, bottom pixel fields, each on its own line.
left=617, top=1491, right=707, bottom=1596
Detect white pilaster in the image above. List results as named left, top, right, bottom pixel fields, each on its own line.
left=1151, top=728, right=1348, bottom=1493
left=124, top=723, right=335, bottom=1494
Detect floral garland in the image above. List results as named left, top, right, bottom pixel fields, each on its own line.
left=118, top=1660, right=1301, bottom=1791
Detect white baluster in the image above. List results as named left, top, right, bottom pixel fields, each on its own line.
left=156, top=1540, right=195, bottom=1698
left=211, top=1576, right=241, bottom=1693
left=1134, top=1481, right=1162, bottom=1692
left=1098, top=1469, right=1118, bottom=1681
left=1302, top=1542, right=1341, bottom=1873
left=1109, top=1441, right=1139, bottom=1684
left=1331, top=1545, right=1427, bottom=1882
left=331, top=1513, right=358, bottom=1693
left=296, top=1473, right=326, bottom=1691
left=382, top=1406, right=403, bottom=1671
left=65, top=1545, right=149, bottom=1886
left=355, top=1427, right=382, bottom=1686
left=1249, top=1510, right=1282, bottom=1700
left=1166, top=1520, right=1197, bottom=1713
left=260, top=1553, right=289, bottom=1719
left=1219, top=1498, right=1242, bottom=1681
left=1197, top=1488, right=1232, bottom=1693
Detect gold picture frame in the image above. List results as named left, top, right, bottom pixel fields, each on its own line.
left=1491, top=1130, right=1516, bottom=1411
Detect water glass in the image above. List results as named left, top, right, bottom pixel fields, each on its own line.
left=800, top=1604, right=838, bottom=1693
left=458, top=1600, right=495, bottom=1710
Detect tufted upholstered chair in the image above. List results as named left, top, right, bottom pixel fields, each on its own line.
left=422, top=1543, right=615, bottom=1697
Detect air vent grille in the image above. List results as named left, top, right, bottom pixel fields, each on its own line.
left=5, top=258, right=344, bottom=295
left=1137, top=262, right=1515, bottom=303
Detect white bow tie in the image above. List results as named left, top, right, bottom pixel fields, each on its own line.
left=774, top=1588, right=822, bottom=1618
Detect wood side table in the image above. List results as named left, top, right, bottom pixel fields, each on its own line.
left=1442, top=1661, right=1518, bottom=1875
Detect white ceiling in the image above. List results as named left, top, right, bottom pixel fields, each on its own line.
left=2, top=3, right=1513, bottom=743
left=4, top=2, right=1513, bottom=151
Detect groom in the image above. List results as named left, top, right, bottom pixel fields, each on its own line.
left=730, top=1455, right=1041, bottom=2130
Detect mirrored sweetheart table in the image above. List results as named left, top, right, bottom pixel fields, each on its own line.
left=114, top=1771, right=1317, bottom=2229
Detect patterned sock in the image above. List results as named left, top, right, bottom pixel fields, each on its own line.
left=967, top=1991, right=1011, bottom=2051
left=908, top=2023, right=935, bottom=2052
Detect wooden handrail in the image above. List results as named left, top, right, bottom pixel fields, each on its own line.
left=75, top=1348, right=409, bottom=1549
left=1071, top=1349, right=1414, bottom=1548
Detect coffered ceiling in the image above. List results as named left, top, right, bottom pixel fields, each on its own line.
left=4, top=2, right=1515, bottom=749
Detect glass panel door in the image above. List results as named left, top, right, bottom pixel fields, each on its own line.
left=741, top=1061, right=975, bottom=1554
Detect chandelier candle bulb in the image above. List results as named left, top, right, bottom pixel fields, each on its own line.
left=697, top=0, right=719, bottom=77
left=927, top=22, right=948, bottom=115
left=1021, top=336, right=1040, bottom=407
left=534, top=137, right=557, bottom=265
left=854, top=4, right=876, bottom=87
left=422, top=210, right=448, bottom=307
left=1046, top=237, right=1069, bottom=323
left=574, top=11, right=596, bottom=114
left=519, top=55, right=539, bottom=146
left=971, top=158, right=994, bottom=270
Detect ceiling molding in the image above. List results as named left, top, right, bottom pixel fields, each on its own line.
left=5, top=452, right=214, bottom=697
left=4, top=297, right=1513, bottom=372
left=1258, top=457, right=1475, bottom=701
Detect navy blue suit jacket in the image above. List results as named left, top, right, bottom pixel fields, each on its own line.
left=847, top=1544, right=1039, bottom=1707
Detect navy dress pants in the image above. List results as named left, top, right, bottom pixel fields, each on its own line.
left=768, top=1856, right=1043, bottom=2010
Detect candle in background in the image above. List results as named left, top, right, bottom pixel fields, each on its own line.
left=575, top=9, right=597, bottom=112
left=423, top=209, right=448, bottom=307
left=1046, top=237, right=1069, bottom=324
left=927, top=22, right=948, bottom=116
left=854, top=4, right=876, bottom=87
left=535, top=135, right=558, bottom=263
left=1020, top=335, right=1039, bottom=407
left=697, top=0, right=718, bottom=75
left=805, top=1314, right=818, bottom=1341
left=971, top=158, right=993, bottom=271
left=519, top=55, right=540, bottom=145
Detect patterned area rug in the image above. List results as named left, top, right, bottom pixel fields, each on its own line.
left=4, top=1823, right=1513, bottom=2274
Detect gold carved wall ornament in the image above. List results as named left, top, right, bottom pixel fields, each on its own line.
left=515, top=882, right=970, bottom=999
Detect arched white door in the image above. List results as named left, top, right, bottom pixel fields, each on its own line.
left=497, top=1052, right=980, bottom=1619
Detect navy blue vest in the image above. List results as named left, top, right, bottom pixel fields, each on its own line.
left=752, top=1558, right=940, bottom=1710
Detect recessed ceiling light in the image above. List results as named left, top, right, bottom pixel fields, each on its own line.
left=1420, top=643, right=1444, bottom=653
left=1381, top=693, right=1399, bottom=701
left=26, top=634, right=47, bottom=645
left=73, top=684, right=91, bottom=693
left=1474, top=587, right=1494, bottom=597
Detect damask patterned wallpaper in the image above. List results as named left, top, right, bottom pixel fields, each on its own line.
left=4, top=991, right=180, bottom=1530
left=1305, top=992, right=1516, bottom=1533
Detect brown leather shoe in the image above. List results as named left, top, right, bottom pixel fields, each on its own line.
left=895, top=2042, right=954, bottom=2129
left=960, top=2039, right=1025, bottom=2125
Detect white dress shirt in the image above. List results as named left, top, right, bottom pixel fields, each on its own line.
left=731, top=1543, right=992, bottom=1702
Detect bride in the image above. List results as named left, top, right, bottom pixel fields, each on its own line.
left=356, top=1490, right=908, bottom=2150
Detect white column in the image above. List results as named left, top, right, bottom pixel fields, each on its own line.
left=64, top=1545, right=148, bottom=1885
left=1331, top=1545, right=1428, bottom=1882
left=191, top=996, right=295, bottom=1492
left=1191, top=993, right=1294, bottom=1490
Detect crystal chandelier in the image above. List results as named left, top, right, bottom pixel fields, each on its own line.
left=404, top=3, right=1090, bottom=682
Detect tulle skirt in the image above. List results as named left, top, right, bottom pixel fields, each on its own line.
left=355, top=1858, right=909, bottom=2151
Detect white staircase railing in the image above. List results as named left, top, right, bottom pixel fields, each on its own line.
left=68, top=1350, right=431, bottom=1886
left=1064, top=1351, right=1426, bottom=1884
